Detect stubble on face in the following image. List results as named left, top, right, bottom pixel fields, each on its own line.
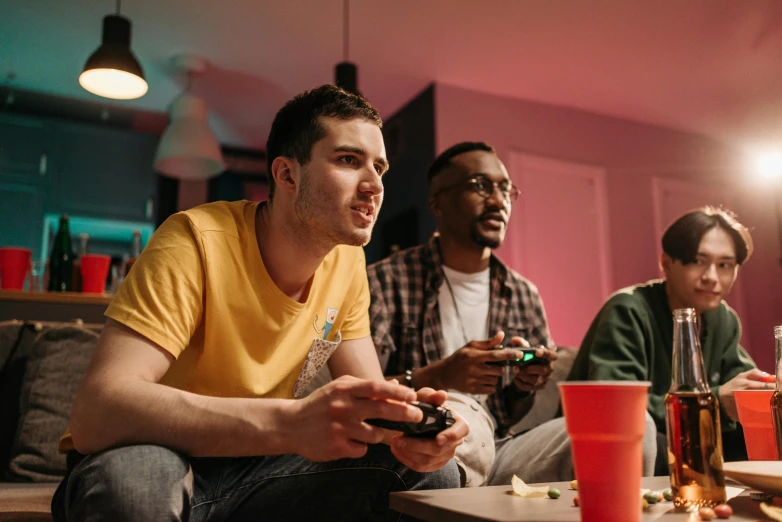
left=292, top=117, right=385, bottom=251
left=294, top=168, right=373, bottom=249
left=470, top=227, right=502, bottom=249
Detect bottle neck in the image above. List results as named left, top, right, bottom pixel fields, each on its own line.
left=775, top=326, right=782, bottom=391
left=131, top=233, right=141, bottom=258
left=670, top=308, right=710, bottom=393
left=56, top=220, right=72, bottom=251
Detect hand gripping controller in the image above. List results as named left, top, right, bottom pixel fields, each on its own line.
left=365, top=401, right=455, bottom=438
left=485, top=347, right=549, bottom=367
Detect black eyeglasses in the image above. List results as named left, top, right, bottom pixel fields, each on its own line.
left=434, top=175, right=520, bottom=203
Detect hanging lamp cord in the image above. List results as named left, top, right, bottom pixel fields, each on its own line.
left=343, top=0, right=350, bottom=61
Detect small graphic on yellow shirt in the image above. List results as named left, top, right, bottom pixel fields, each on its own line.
left=313, top=307, right=339, bottom=340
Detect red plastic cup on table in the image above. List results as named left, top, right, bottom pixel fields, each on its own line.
left=0, top=247, right=32, bottom=290
left=80, top=254, right=111, bottom=294
left=559, top=381, right=651, bottom=522
left=734, top=389, right=777, bottom=460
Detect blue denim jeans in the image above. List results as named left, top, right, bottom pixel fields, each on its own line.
left=51, top=444, right=459, bottom=521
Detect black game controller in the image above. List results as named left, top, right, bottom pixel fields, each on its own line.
left=485, top=347, right=549, bottom=367
left=365, top=401, right=455, bottom=438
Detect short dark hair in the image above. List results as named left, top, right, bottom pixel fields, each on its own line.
left=662, top=206, right=753, bottom=265
left=427, top=141, right=495, bottom=187
left=265, top=85, right=382, bottom=199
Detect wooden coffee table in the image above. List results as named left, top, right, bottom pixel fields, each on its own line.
left=391, top=476, right=767, bottom=522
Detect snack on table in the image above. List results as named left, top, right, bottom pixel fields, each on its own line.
left=761, top=502, right=782, bottom=521
left=713, top=503, right=732, bottom=518
left=510, top=475, right=549, bottom=498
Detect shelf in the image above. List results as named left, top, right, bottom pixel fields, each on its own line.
left=0, top=290, right=113, bottom=306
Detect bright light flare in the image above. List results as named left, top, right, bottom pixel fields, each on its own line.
left=755, top=152, right=782, bottom=182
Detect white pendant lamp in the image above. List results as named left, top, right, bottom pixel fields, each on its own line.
left=79, top=1, right=148, bottom=100
left=154, top=55, right=224, bottom=181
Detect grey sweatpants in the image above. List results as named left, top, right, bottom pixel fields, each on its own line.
left=486, top=411, right=658, bottom=486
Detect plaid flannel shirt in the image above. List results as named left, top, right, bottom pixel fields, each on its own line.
left=368, top=234, right=554, bottom=435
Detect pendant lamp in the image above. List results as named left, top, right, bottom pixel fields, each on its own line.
left=153, top=55, right=224, bottom=181
left=335, top=0, right=360, bottom=96
left=79, top=0, right=147, bottom=100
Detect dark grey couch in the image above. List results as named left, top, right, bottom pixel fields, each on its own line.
left=0, top=320, right=100, bottom=521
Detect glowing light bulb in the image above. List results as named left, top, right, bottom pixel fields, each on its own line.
left=755, top=152, right=782, bottom=182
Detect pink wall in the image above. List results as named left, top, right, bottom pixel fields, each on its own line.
left=435, top=83, right=782, bottom=371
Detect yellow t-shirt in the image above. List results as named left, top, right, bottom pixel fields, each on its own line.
left=62, top=200, right=370, bottom=451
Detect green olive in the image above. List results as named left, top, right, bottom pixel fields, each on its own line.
left=662, top=489, right=673, bottom=501
left=643, top=491, right=659, bottom=504
left=547, top=488, right=561, bottom=499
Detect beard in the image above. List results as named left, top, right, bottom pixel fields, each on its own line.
left=294, top=172, right=372, bottom=249
left=470, top=223, right=502, bottom=249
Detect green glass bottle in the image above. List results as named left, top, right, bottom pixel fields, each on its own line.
left=48, top=214, right=74, bottom=292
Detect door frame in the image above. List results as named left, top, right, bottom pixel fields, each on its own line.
left=510, top=152, right=614, bottom=299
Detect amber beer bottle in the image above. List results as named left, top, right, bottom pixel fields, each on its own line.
left=772, top=325, right=782, bottom=457
left=664, top=308, right=726, bottom=509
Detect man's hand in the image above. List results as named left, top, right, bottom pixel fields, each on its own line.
left=508, top=336, right=558, bottom=392
left=437, top=332, right=528, bottom=394
left=290, top=375, right=422, bottom=462
left=389, top=387, right=469, bottom=473
left=719, top=368, right=773, bottom=421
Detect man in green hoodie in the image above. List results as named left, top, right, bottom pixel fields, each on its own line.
left=568, top=206, right=771, bottom=473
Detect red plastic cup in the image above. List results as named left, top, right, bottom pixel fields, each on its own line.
left=0, top=247, right=32, bottom=291
left=559, top=381, right=651, bottom=522
left=80, top=254, right=111, bottom=294
left=734, top=389, right=777, bottom=460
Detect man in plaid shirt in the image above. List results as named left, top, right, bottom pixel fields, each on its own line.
left=368, top=142, right=574, bottom=486
left=370, top=142, right=659, bottom=486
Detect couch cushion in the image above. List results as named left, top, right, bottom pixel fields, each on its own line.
left=8, top=326, right=98, bottom=482
left=0, top=321, right=26, bottom=375
left=0, top=322, right=39, bottom=480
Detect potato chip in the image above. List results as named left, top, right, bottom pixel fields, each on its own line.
left=511, top=475, right=549, bottom=498
left=761, top=502, right=782, bottom=522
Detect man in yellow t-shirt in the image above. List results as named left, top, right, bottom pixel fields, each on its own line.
left=51, top=85, right=466, bottom=522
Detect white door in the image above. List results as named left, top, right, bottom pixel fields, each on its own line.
left=651, top=176, right=748, bottom=333
left=499, top=153, right=612, bottom=348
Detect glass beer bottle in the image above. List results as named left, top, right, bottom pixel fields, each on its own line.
left=772, top=325, right=782, bottom=458
left=47, top=214, right=74, bottom=292
left=664, top=308, right=726, bottom=510
left=124, top=230, right=142, bottom=275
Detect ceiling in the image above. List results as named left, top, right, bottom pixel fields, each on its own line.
left=4, top=0, right=782, bottom=154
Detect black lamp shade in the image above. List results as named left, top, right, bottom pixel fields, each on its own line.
left=335, top=62, right=359, bottom=96
left=79, top=15, right=148, bottom=100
